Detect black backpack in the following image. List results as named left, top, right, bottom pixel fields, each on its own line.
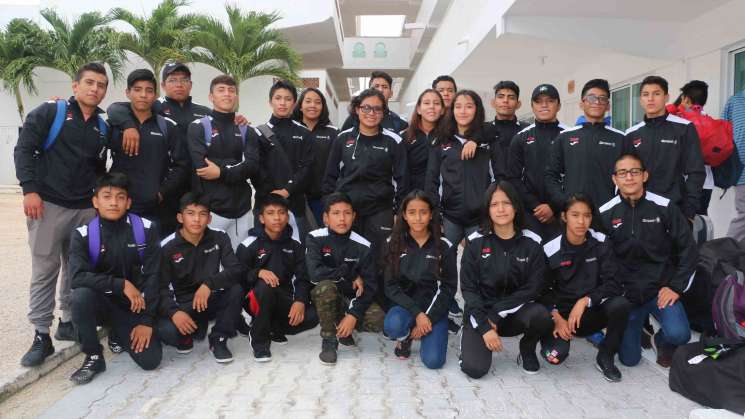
left=682, top=238, right=745, bottom=335
left=713, top=148, right=744, bottom=197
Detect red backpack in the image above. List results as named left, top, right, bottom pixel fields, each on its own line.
left=667, top=104, right=734, bottom=167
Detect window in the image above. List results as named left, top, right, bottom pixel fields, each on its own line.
left=610, top=82, right=643, bottom=131
left=356, top=15, right=406, bottom=37
left=734, top=48, right=745, bottom=94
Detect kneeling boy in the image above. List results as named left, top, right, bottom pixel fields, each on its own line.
left=158, top=193, right=244, bottom=363
left=69, top=173, right=162, bottom=384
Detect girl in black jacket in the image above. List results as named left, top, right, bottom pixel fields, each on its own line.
left=539, top=194, right=632, bottom=382
left=460, top=181, right=552, bottom=378
left=383, top=190, right=457, bottom=369
left=402, top=89, right=445, bottom=191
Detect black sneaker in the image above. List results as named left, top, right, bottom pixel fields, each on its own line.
left=339, top=334, right=355, bottom=347
left=21, top=331, right=55, bottom=367
left=54, top=318, right=76, bottom=342
left=271, top=334, right=289, bottom=345
left=641, top=321, right=654, bottom=350
left=176, top=335, right=194, bottom=354
left=596, top=351, right=622, bottom=382
left=319, top=337, right=338, bottom=365
left=236, top=316, right=251, bottom=337
left=253, top=343, right=272, bottom=362
left=107, top=336, right=124, bottom=354
left=447, top=318, right=461, bottom=335
left=70, top=354, right=106, bottom=385
left=394, top=338, right=412, bottom=359
left=517, top=351, right=540, bottom=375
left=194, top=319, right=209, bottom=341
left=210, top=336, right=233, bottom=363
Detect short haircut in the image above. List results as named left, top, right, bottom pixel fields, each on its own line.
left=292, top=87, right=330, bottom=127
left=95, top=172, right=129, bottom=195
left=479, top=180, right=524, bottom=234
left=210, top=74, right=237, bottom=93
left=639, top=75, right=668, bottom=95
left=432, top=75, right=457, bottom=91
left=269, top=79, right=298, bottom=102
left=614, top=152, right=646, bottom=172
left=581, top=78, right=610, bottom=98
left=323, top=192, right=354, bottom=213
left=74, top=62, right=108, bottom=84
left=680, top=80, right=709, bottom=107
left=369, top=70, right=393, bottom=88
left=126, top=69, right=156, bottom=90
left=258, top=193, right=290, bottom=214
left=562, top=193, right=596, bottom=215
left=178, top=192, right=211, bottom=212
left=493, top=80, right=520, bottom=98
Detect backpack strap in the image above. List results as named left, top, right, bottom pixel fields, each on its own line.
left=87, top=216, right=101, bottom=267
left=128, top=213, right=146, bottom=262
left=97, top=114, right=108, bottom=138
left=238, top=125, right=248, bottom=146
left=43, top=99, right=68, bottom=151
left=257, top=124, right=276, bottom=144
left=201, top=116, right=213, bottom=148
left=156, top=115, right=168, bottom=137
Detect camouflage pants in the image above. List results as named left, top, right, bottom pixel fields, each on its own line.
left=310, top=280, right=384, bottom=338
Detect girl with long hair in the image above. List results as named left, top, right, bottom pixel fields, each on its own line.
left=402, top=89, right=445, bottom=191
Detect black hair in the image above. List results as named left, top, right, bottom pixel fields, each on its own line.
left=348, top=88, right=388, bottom=122
left=680, top=80, right=708, bottom=107
left=386, top=190, right=443, bottom=278
left=562, top=193, right=595, bottom=215
left=258, top=193, right=290, bottom=215
left=126, top=69, right=156, bottom=90
left=432, top=75, right=457, bottom=91
left=323, top=192, right=354, bottom=213
left=443, top=90, right=485, bottom=138
left=178, top=192, right=211, bottom=212
left=493, top=80, right=520, bottom=98
left=479, top=180, right=524, bottom=234
left=210, top=74, right=237, bottom=93
left=581, top=78, right=610, bottom=98
left=291, top=87, right=330, bottom=128
left=74, top=62, right=108, bottom=84
left=640, top=75, right=669, bottom=95
left=269, top=79, right=298, bottom=102
left=369, top=70, right=393, bottom=88
left=94, top=172, right=129, bottom=195
left=405, top=88, right=444, bottom=143
left=614, top=152, right=646, bottom=172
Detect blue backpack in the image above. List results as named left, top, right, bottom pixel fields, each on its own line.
left=200, top=116, right=248, bottom=147
left=42, top=99, right=108, bottom=151
left=87, top=213, right=146, bottom=266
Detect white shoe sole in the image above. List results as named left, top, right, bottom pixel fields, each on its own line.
left=176, top=348, right=193, bottom=354
left=254, top=356, right=271, bottom=363
left=215, top=357, right=234, bottom=363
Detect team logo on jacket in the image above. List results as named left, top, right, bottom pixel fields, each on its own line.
left=172, top=252, right=184, bottom=263
left=481, top=247, right=491, bottom=259
left=526, top=136, right=536, bottom=145
left=441, top=144, right=451, bottom=151
left=257, top=248, right=267, bottom=259
left=372, top=145, right=388, bottom=152
left=642, top=217, right=661, bottom=223
left=660, top=139, right=677, bottom=145
left=612, top=218, right=623, bottom=229
left=632, top=138, right=642, bottom=148
left=344, top=257, right=359, bottom=263
left=282, top=248, right=294, bottom=254
left=560, top=260, right=572, bottom=267
left=345, top=139, right=355, bottom=148
left=425, top=254, right=438, bottom=260
left=515, top=256, right=529, bottom=263
left=569, top=137, right=580, bottom=146
left=598, top=141, right=615, bottom=147
left=322, top=246, right=332, bottom=257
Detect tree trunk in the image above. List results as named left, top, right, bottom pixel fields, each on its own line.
left=14, top=83, right=25, bottom=124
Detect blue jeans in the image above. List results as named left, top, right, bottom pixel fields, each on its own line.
left=383, top=306, right=448, bottom=369
left=618, top=298, right=691, bottom=367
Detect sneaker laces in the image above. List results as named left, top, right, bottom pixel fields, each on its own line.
left=30, top=334, right=46, bottom=350
left=82, top=355, right=100, bottom=370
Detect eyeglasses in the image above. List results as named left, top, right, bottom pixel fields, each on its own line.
left=583, top=94, right=609, bottom=105
left=166, top=78, right=191, bottom=85
left=613, top=168, right=643, bottom=178
left=359, top=105, right=384, bottom=114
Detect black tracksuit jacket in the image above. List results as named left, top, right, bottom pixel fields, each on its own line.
left=235, top=226, right=311, bottom=303
left=507, top=121, right=568, bottom=212
left=624, top=113, right=706, bottom=219
left=425, top=134, right=494, bottom=227
left=252, top=116, right=313, bottom=215
left=545, top=123, right=625, bottom=213
left=340, top=110, right=409, bottom=133
left=304, top=122, right=338, bottom=200
left=158, top=228, right=242, bottom=318
left=69, top=215, right=160, bottom=326
left=540, top=230, right=622, bottom=315
left=186, top=110, right=261, bottom=218
left=14, top=97, right=108, bottom=208
left=598, top=191, right=698, bottom=305
left=305, top=227, right=378, bottom=320
left=322, top=127, right=408, bottom=216
left=461, top=229, right=546, bottom=335
left=109, top=110, right=189, bottom=215
left=401, top=127, right=438, bottom=192
left=482, top=118, right=526, bottom=182
left=383, top=235, right=457, bottom=323
left=107, top=96, right=210, bottom=141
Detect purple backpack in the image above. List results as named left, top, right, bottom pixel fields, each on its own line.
left=712, top=271, right=745, bottom=340
left=87, top=214, right=146, bottom=266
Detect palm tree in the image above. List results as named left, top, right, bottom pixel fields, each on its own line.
left=191, top=5, right=301, bottom=87
left=0, top=19, right=52, bottom=122
left=40, top=8, right=125, bottom=81
left=110, top=0, right=200, bottom=91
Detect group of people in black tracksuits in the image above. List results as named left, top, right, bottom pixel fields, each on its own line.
left=14, top=60, right=704, bottom=386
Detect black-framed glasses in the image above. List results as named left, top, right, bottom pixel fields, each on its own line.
left=359, top=105, right=384, bottom=114
left=583, top=94, right=610, bottom=105
left=613, top=168, right=643, bottom=177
